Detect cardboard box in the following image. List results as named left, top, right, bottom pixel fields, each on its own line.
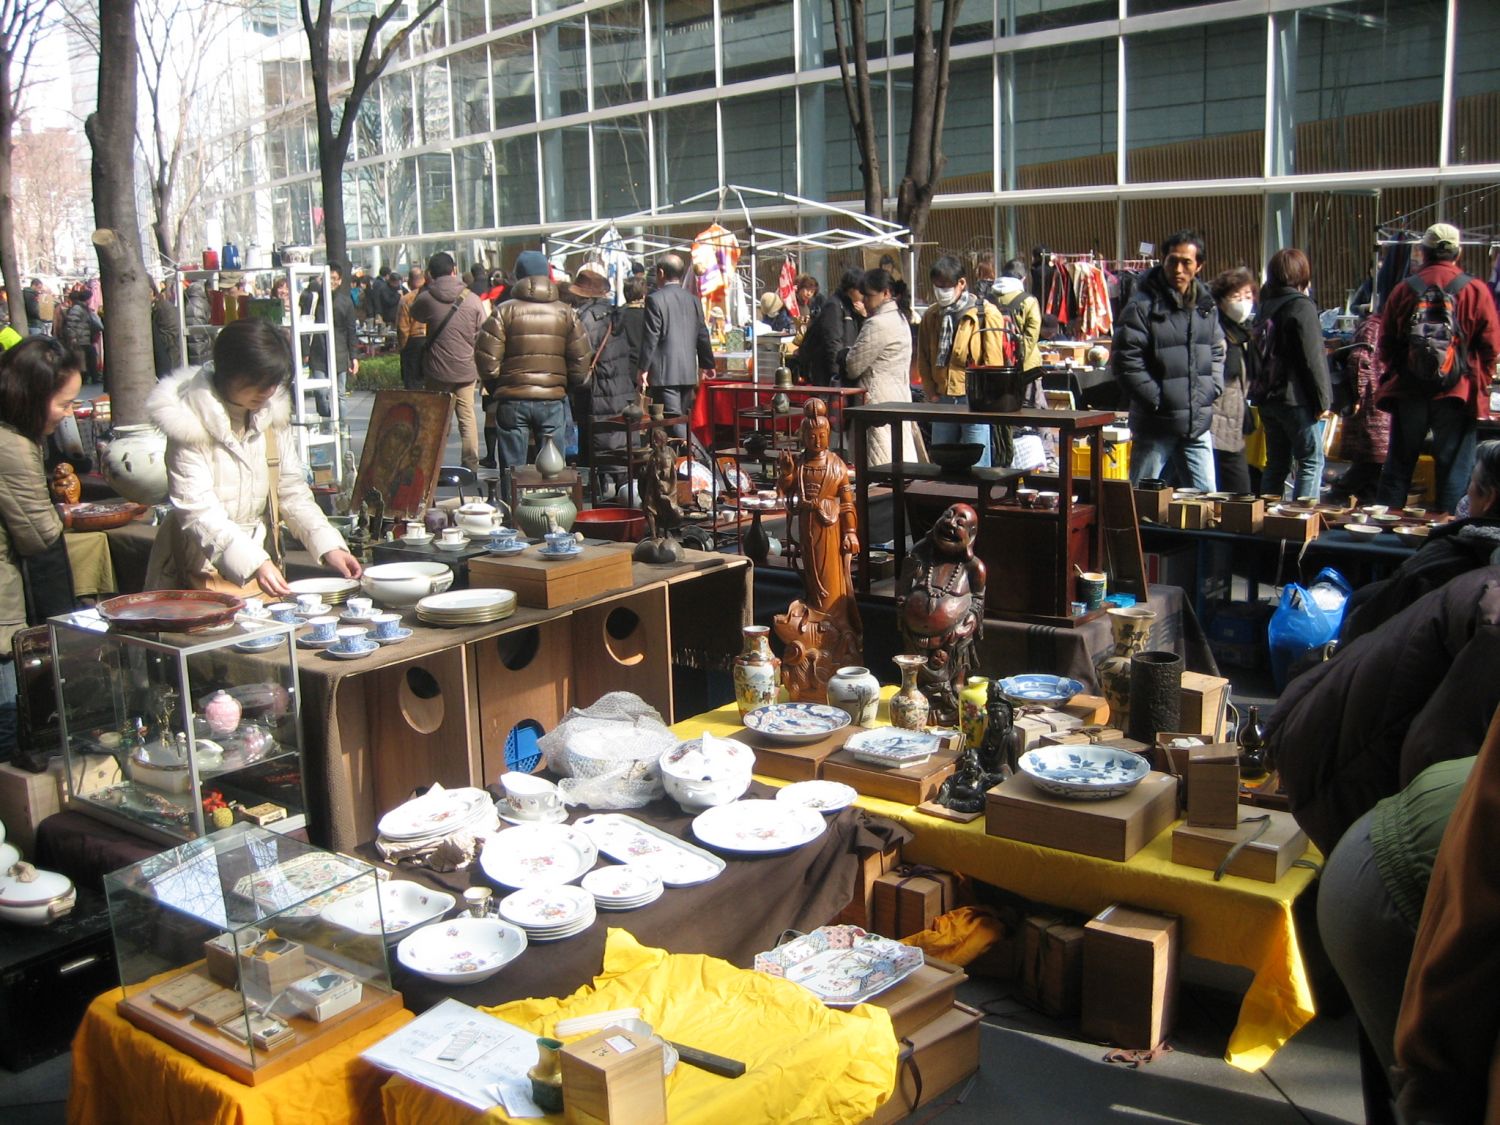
left=871, top=869, right=959, bottom=939
left=239, top=939, right=310, bottom=999
left=1013, top=695, right=1112, bottom=752
left=468, top=544, right=634, bottom=609
left=1017, top=914, right=1086, bottom=1018
left=729, top=728, right=847, bottom=782
left=1082, top=905, right=1179, bottom=1049
left=863, top=958, right=968, bottom=1040
left=1260, top=511, right=1320, bottom=542
left=1218, top=497, right=1265, bottom=534
left=1134, top=487, right=1172, bottom=524
left=832, top=843, right=903, bottom=929
left=1038, top=727, right=1133, bottom=748
left=0, top=761, right=62, bottom=855
left=1172, top=809, right=1310, bottom=882
left=1168, top=499, right=1212, bottom=529
left=1179, top=672, right=1230, bottom=739
left=1186, top=744, right=1240, bottom=828
left=561, top=1026, right=667, bottom=1125
left=820, top=744, right=961, bottom=806
left=985, top=771, right=1179, bottom=862
left=869, top=1002, right=983, bottom=1125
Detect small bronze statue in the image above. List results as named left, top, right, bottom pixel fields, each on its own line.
left=977, top=683, right=1021, bottom=778
left=895, top=503, right=987, bottom=725
left=936, top=682, right=1017, bottom=814
left=634, top=427, right=683, bottom=564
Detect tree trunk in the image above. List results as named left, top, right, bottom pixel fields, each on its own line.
left=319, top=127, right=349, bottom=268
left=894, top=0, right=960, bottom=249
left=832, top=0, right=882, bottom=221
left=0, top=52, right=25, bottom=332
left=85, top=0, right=155, bottom=424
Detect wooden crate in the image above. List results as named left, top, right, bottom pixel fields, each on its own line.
left=473, top=618, right=573, bottom=781
left=571, top=586, right=674, bottom=723
left=821, top=745, right=962, bottom=806
left=985, top=772, right=1179, bottom=862
left=0, top=762, right=63, bottom=855
left=468, top=545, right=634, bottom=609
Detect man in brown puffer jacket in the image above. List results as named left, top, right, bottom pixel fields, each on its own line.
left=475, top=250, right=591, bottom=471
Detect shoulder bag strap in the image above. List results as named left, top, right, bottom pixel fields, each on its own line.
left=264, top=431, right=283, bottom=567
left=426, top=293, right=465, bottom=351
left=588, top=315, right=615, bottom=376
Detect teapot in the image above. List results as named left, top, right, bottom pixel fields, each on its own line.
left=454, top=500, right=511, bottom=538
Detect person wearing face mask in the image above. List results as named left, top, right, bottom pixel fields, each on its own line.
left=917, top=255, right=995, bottom=465
left=1208, top=267, right=1258, bottom=494
left=1253, top=248, right=1331, bottom=501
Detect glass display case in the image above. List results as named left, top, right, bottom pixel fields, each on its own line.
left=49, top=611, right=306, bottom=844
left=103, top=825, right=402, bottom=1085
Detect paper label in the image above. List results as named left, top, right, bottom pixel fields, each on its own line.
left=605, top=1035, right=637, bottom=1054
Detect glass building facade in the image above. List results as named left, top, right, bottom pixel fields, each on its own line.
left=211, top=0, right=1500, bottom=302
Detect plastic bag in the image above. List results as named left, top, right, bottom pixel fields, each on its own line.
left=1268, top=567, right=1352, bottom=689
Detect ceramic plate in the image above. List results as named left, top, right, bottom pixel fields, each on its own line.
left=479, top=823, right=598, bottom=888
left=486, top=543, right=527, bottom=556
left=396, top=917, right=528, bottom=983
left=97, top=591, right=243, bottom=633
left=497, top=884, right=595, bottom=929
left=418, top=589, right=517, bottom=615
left=844, top=727, right=941, bottom=768
left=379, top=787, right=495, bottom=841
left=537, top=545, right=582, bottom=559
left=401, top=533, right=433, bottom=545
left=776, top=780, right=859, bottom=814
left=1018, top=745, right=1151, bottom=800
left=293, top=602, right=332, bottom=617
left=580, top=865, right=663, bottom=902
left=691, top=799, right=827, bottom=854
left=296, top=634, right=337, bottom=648
left=322, top=880, right=456, bottom=936
left=754, top=925, right=924, bottom=1006
left=998, top=674, right=1086, bottom=706
left=1343, top=524, right=1383, bottom=537
left=370, top=627, right=414, bottom=646
left=287, top=577, right=360, bottom=603
left=232, top=634, right=283, bottom=653
left=434, top=539, right=470, bottom=552
left=572, top=814, right=726, bottom=886
left=742, top=702, right=851, bottom=745
left=324, top=643, right=378, bottom=660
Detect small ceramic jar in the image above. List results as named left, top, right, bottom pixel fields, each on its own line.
left=203, top=690, right=242, bottom=737
left=827, top=666, right=880, bottom=727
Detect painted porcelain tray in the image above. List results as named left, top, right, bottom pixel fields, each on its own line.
left=1018, top=745, right=1151, bottom=800
left=754, top=925, right=924, bottom=1006
left=396, top=917, right=528, bottom=984
left=230, top=853, right=371, bottom=916
left=998, top=674, right=1086, bottom=706
left=479, top=824, right=598, bottom=889
left=572, top=813, right=726, bottom=886
left=742, top=702, right=851, bottom=745
left=97, top=590, right=243, bottom=633
left=844, top=727, right=941, bottom=768
left=776, top=780, right=858, bottom=814
left=691, top=799, right=827, bottom=854
left=321, top=880, right=455, bottom=936
left=378, top=786, right=495, bottom=841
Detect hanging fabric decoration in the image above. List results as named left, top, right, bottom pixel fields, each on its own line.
left=597, top=224, right=633, bottom=305
left=777, top=257, right=800, bottom=320
left=692, top=222, right=743, bottom=334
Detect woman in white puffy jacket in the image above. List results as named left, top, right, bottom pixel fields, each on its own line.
left=144, top=318, right=360, bottom=597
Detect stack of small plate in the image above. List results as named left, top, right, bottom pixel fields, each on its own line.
left=287, top=577, right=360, bottom=607
left=376, top=786, right=499, bottom=854
left=497, top=884, right=596, bottom=942
left=580, top=865, right=664, bottom=911
left=415, top=588, right=517, bottom=627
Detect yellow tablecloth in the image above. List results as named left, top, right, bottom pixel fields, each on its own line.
left=64, top=530, right=117, bottom=597
left=676, top=697, right=1320, bottom=1073
left=67, top=990, right=412, bottom=1125
left=381, top=930, right=899, bottom=1124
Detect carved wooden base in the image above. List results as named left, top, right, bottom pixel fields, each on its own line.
left=772, top=599, right=862, bottom=703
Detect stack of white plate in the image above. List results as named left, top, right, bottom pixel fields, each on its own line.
left=287, top=576, right=360, bottom=607
left=415, top=588, right=517, bottom=627
left=497, top=884, right=596, bottom=942
left=478, top=823, right=598, bottom=888
left=376, top=786, right=499, bottom=852
left=580, top=865, right=664, bottom=911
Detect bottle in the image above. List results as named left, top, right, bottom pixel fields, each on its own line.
left=1237, top=704, right=1268, bottom=781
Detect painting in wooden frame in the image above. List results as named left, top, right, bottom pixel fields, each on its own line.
left=350, top=390, right=454, bottom=519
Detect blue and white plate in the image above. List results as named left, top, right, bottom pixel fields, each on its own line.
left=1018, top=745, right=1151, bottom=800
left=296, top=634, right=337, bottom=648
left=369, top=626, right=413, bottom=646
left=742, top=702, right=851, bottom=745
left=537, top=545, right=583, bottom=559
left=325, top=642, right=378, bottom=660
left=998, top=674, right=1086, bottom=707
left=233, top=633, right=283, bottom=653
left=487, top=542, right=528, bottom=556
left=844, top=727, right=941, bottom=768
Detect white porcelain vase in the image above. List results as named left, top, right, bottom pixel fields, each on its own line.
left=100, top=424, right=169, bottom=505
left=827, top=665, right=880, bottom=727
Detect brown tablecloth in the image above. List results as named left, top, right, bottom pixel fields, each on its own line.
left=356, top=782, right=912, bottom=1011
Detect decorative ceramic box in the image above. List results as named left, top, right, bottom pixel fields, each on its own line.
left=49, top=609, right=305, bottom=844
left=103, top=826, right=402, bottom=1085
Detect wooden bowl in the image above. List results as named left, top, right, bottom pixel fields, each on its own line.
left=61, top=501, right=147, bottom=532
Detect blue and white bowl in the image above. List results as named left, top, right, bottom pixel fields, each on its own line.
left=1018, top=745, right=1151, bottom=800
left=742, top=702, right=852, bottom=745
left=998, top=674, right=1086, bottom=707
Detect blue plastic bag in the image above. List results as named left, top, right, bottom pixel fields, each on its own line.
left=1267, top=567, right=1353, bottom=689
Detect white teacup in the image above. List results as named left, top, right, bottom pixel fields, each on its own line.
left=295, top=592, right=323, bottom=613
left=439, top=527, right=466, bottom=545
left=500, top=772, right=563, bottom=821
left=346, top=596, right=374, bottom=618
left=241, top=596, right=266, bottom=618
left=404, top=521, right=427, bottom=539
left=332, top=626, right=372, bottom=653
left=369, top=612, right=402, bottom=639
left=268, top=602, right=299, bottom=623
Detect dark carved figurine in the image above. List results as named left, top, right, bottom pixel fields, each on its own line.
left=937, top=682, right=1016, bottom=813
left=895, top=503, right=987, bottom=725
left=634, top=427, right=684, bottom=563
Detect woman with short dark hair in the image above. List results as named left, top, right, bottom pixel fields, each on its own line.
left=1254, top=247, right=1331, bottom=500
left=845, top=268, right=923, bottom=465
left=144, top=318, right=360, bottom=597
left=1208, top=266, right=1259, bottom=493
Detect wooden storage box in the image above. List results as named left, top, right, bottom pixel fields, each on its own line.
left=1017, top=914, right=1086, bottom=1018
left=1218, top=497, right=1264, bottom=534
left=239, top=940, right=310, bottom=998
left=1167, top=499, right=1212, bottom=529
left=468, top=544, right=634, bottom=609
left=870, top=869, right=959, bottom=940
left=730, top=728, right=848, bottom=783
left=1179, top=672, right=1230, bottom=739
left=1082, top=904, right=1179, bottom=1050
left=1261, top=511, right=1320, bottom=542
left=869, top=1002, right=982, bottom=1124
left=820, top=743, right=961, bottom=806
left=1172, top=809, right=1310, bottom=883
left=832, top=843, right=903, bottom=929
left=561, top=1026, right=667, bottom=1125
left=1038, top=726, right=1130, bottom=748
left=985, top=771, right=1179, bottom=862
left=1185, top=744, right=1240, bottom=828
left=1134, top=486, right=1172, bottom=524
left=0, top=762, right=63, bottom=855
left=1014, top=695, right=1111, bottom=752
left=863, top=959, right=968, bottom=1040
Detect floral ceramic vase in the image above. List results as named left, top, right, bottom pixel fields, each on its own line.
left=890, top=655, right=931, bottom=730
left=732, top=626, right=780, bottom=717
left=100, top=424, right=169, bottom=505
left=959, top=676, right=990, bottom=751
left=513, top=489, right=578, bottom=538
left=827, top=665, right=880, bottom=727
left=1097, top=607, right=1157, bottom=732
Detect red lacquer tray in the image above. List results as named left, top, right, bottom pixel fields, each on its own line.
left=96, top=590, right=245, bottom=633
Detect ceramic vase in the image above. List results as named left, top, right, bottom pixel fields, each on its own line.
left=203, top=690, right=242, bottom=737
left=959, top=677, right=990, bottom=751
left=1127, top=650, right=1184, bottom=745
left=742, top=507, right=771, bottom=565
left=528, top=1038, right=564, bottom=1114
left=732, top=626, right=780, bottom=717
left=512, top=489, right=577, bottom=538
left=1097, top=607, right=1157, bottom=732
left=890, top=655, right=931, bottom=730
left=100, top=424, right=170, bottom=505
left=535, top=436, right=566, bottom=479
left=827, top=665, right=880, bottom=727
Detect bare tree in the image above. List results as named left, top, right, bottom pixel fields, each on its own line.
left=0, top=0, right=45, bottom=330
left=831, top=0, right=881, bottom=222
left=85, top=0, right=156, bottom=423
left=11, top=127, right=91, bottom=274
left=301, top=0, right=444, bottom=268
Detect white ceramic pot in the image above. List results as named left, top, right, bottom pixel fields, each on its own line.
left=360, top=561, right=455, bottom=608
left=100, top=424, right=169, bottom=505
left=659, top=733, right=755, bottom=812
left=454, top=502, right=500, bottom=537
left=0, top=862, right=77, bottom=926
left=827, top=666, right=880, bottom=727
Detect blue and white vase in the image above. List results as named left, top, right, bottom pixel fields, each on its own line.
left=827, top=666, right=880, bottom=727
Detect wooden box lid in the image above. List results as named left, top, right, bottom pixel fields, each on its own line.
left=1171, top=809, right=1310, bottom=883
left=985, top=771, right=1179, bottom=862
left=468, top=544, right=634, bottom=608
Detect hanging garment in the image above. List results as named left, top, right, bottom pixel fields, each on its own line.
left=777, top=258, right=800, bottom=320
left=691, top=222, right=742, bottom=329
left=596, top=224, right=633, bottom=305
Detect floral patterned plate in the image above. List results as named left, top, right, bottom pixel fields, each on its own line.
left=844, top=728, right=941, bottom=769
left=479, top=824, right=598, bottom=889
left=742, top=702, right=852, bottom=745
left=378, top=786, right=495, bottom=842
left=997, top=674, right=1086, bottom=707
left=395, top=916, right=528, bottom=983
left=498, top=884, right=595, bottom=931
left=754, top=925, right=925, bottom=1006
left=321, top=880, right=456, bottom=937
left=1018, top=745, right=1152, bottom=800
left=572, top=814, right=726, bottom=887
left=775, top=780, right=859, bottom=814
left=580, top=864, right=664, bottom=909
left=691, top=799, right=828, bottom=854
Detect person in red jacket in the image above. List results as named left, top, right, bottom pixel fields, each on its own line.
left=1375, top=222, right=1500, bottom=512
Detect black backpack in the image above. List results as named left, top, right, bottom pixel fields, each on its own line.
left=1403, top=273, right=1471, bottom=392
left=1248, top=314, right=1285, bottom=404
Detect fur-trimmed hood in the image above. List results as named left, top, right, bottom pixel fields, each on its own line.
left=148, top=366, right=291, bottom=449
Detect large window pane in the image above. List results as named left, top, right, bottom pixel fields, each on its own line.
left=1010, top=41, right=1117, bottom=189
left=417, top=5, right=448, bottom=53
left=892, top=0, right=993, bottom=51
left=455, top=142, right=496, bottom=230
left=1453, top=0, right=1500, bottom=165
left=592, top=2, right=645, bottom=109
left=354, top=164, right=388, bottom=241
left=382, top=71, right=414, bottom=153
left=1126, top=20, right=1263, bottom=182
left=415, top=58, right=452, bottom=144
left=493, top=34, right=536, bottom=128
left=1009, top=0, right=1112, bottom=36
left=940, top=57, right=993, bottom=189
left=721, top=0, right=794, bottom=84
left=272, top=186, right=293, bottom=244
left=656, top=1, right=716, bottom=95
left=1123, top=197, right=1260, bottom=281
left=449, top=0, right=487, bottom=42
left=288, top=182, right=313, bottom=246
left=450, top=45, right=491, bottom=137
left=287, top=119, right=309, bottom=176
left=267, top=126, right=289, bottom=180
left=356, top=85, right=382, bottom=160
left=542, top=126, right=591, bottom=222
left=816, top=1, right=887, bottom=68
left=821, top=77, right=888, bottom=200
left=537, top=14, right=587, bottom=118
left=491, top=0, right=531, bottom=31
left=419, top=153, right=455, bottom=234
left=1292, top=0, right=1445, bottom=173
left=656, top=103, right=718, bottom=204
left=496, top=136, right=541, bottom=226
left=596, top=114, right=650, bottom=215
left=389, top=157, right=417, bottom=241
left=723, top=91, right=795, bottom=195
left=1293, top=187, right=1435, bottom=309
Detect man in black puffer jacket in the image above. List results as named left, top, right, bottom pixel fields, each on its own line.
left=1114, top=229, right=1225, bottom=490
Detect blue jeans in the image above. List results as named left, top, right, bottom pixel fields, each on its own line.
left=1376, top=396, right=1476, bottom=513
left=1128, top=431, right=1216, bottom=491
left=1260, top=401, right=1326, bottom=501
left=929, top=395, right=991, bottom=467
left=314, top=368, right=349, bottom=417
left=494, top=398, right=566, bottom=470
